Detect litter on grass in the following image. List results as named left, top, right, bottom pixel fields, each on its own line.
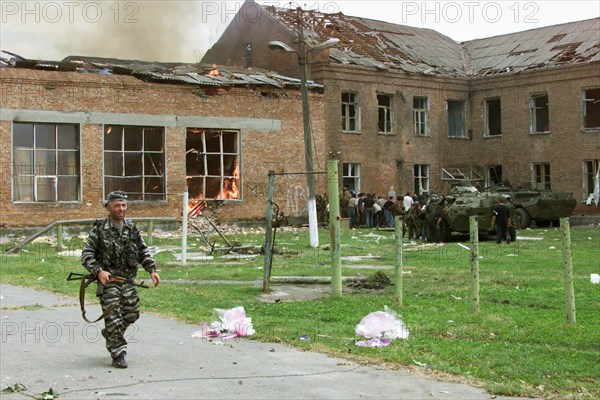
left=191, top=306, right=255, bottom=340
left=591, top=274, right=600, bottom=284
left=355, top=305, right=409, bottom=347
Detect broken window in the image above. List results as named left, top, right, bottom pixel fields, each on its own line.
left=342, top=163, right=361, bottom=193
left=583, top=88, right=600, bottom=129
left=341, top=92, right=360, bottom=132
left=103, top=125, right=165, bottom=201
left=377, top=93, right=393, bottom=134
left=413, top=97, right=430, bottom=136
left=12, top=122, right=80, bottom=203
left=413, top=164, right=429, bottom=195
left=447, top=100, right=466, bottom=137
left=530, top=94, right=550, bottom=133
left=486, top=165, right=503, bottom=187
left=485, top=98, right=502, bottom=136
left=532, top=163, right=551, bottom=190
left=583, top=159, right=599, bottom=199
left=186, top=129, right=240, bottom=200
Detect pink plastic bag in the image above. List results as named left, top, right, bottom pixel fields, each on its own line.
left=355, top=306, right=409, bottom=347
left=192, top=306, right=255, bottom=340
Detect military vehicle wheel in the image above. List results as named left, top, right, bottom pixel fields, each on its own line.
left=440, top=220, right=453, bottom=242
left=508, top=225, right=517, bottom=243
left=514, top=208, right=531, bottom=229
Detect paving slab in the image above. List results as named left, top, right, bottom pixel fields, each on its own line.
left=1, top=284, right=533, bottom=400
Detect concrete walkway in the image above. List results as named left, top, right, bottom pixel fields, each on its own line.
left=0, top=284, right=533, bottom=400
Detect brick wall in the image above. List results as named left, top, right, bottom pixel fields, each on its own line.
left=0, top=68, right=326, bottom=227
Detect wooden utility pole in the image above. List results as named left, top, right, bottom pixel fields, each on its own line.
left=327, top=160, right=342, bottom=297
left=263, top=171, right=276, bottom=291
left=469, top=215, right=480, bottom=314
left=560, top=217, right=576, bottom=325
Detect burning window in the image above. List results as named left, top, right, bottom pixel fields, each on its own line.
left=12, top=122, right=80, bottom=203
left=103, top=125, right=165, bottom=201
left=186, top=129, right=240, bottom=201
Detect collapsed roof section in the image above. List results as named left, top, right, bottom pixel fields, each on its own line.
left=262, top=5, right=600, bottom=77
left=462, top=17, right=600, bottom=76
left=264, top=5, right=467, bottom=77
left=0, top=52, right=323, bottom=91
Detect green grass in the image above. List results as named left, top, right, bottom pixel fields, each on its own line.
left=1, top=225, right=598, bottom=399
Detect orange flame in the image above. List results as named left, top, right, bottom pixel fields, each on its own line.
left=218, top=162, right=240, bottom=200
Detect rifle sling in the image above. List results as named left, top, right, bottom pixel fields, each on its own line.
left=78, top=276, right=124, bottom=323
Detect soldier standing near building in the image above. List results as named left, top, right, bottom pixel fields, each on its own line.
left=81, top=191, right=160, bottom=369
left=492, top=197, right=512, bottom=244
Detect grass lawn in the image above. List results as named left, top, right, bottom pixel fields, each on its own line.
left=1, top=223, right=598, bottom=399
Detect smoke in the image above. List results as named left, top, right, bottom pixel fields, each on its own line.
left=1, top=0, right=234, bottom=62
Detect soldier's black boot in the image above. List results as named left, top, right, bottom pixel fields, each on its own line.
left=112, top=355, right=127, bottom=369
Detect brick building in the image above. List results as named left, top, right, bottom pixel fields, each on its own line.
left=203, top=1, right=600, bottom=216
left=0, top=57, right=326, bottom=227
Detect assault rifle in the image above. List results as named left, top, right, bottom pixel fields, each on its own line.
left=66, top=272, right=149, bottom=323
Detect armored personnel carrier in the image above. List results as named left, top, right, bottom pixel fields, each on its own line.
left=486, top=184, right=577, bottom=229
left=428, top=184, right=516, bottom=242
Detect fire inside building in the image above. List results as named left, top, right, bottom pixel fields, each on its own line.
left=1, top=2, right=599, bottom=228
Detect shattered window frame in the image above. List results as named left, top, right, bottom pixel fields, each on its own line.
left=532, top=162, right=551, bottom=190
left=484, top=98, right=502, bottom=137
left=582, top=88, right=600, bottom=129
left=413, top=97, right=430, bottom=136
left=186, top=128, right=240, bottom=201
left=583, top=159, right=599, bottom=199
left=342, top=162, right=361, bottom=193
left=377, top=93, right=394, bottom=134
left=11, top=122, right=81, bottom=203
left=529, top=93, right=550, bottom=134
left=413, top=164, right=430, bottom=195
left=485, top=165, right=503, bottom=187
left=103, top=125, right=166, bottom=202
left=447, top=100, right=467, bottom=138
left=341, top=92, right=361, bottom=133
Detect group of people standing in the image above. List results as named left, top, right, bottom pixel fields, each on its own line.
left=341, top=189, right=447, bottom=242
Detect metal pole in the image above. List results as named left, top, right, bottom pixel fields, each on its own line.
left=181, top=190, right=188, bottom=266
left=395, top=216, right=403, bottom=306
left=469, top=215, right=480, bottom=314
left=55, top=223, right=63, bottom=250
left=263, top=171, right=276, bottom=291
left=560, top=217, right=576, bottom=325
left=298, top=14, right=319, bottom=248
left=146, top=220, right=154, bottom=246
left=327, top=160, right=342, bottom=297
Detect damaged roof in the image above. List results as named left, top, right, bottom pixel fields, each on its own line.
left=263, top=5, right=600, bottom=77
left=0, top=53, right=323, bottom=90
left=462, top=18, right=600, bottom=76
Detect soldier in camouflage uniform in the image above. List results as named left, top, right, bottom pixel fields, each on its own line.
left=81, top=191, right=160, bottom=369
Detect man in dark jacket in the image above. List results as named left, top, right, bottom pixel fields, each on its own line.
left=81, top=191, right=160, bottom=368
left=492, top=197, right=512, bottom=244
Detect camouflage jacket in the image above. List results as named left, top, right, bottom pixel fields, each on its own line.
left=81, top=218, right=156, bottom=280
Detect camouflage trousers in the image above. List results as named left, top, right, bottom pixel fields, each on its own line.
left=100, top=283, right=140, bottom=358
